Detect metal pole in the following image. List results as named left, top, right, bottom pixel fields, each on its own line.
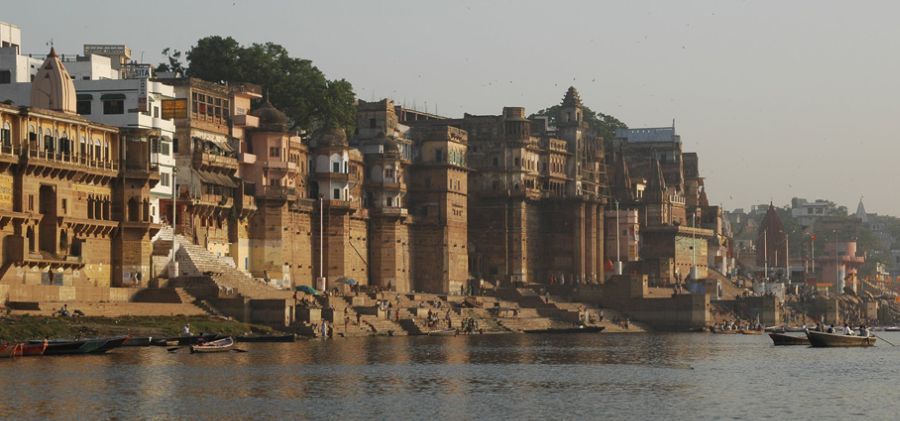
left=171, top=167, right=178, bottom=277
left=834, top=230, right=839, bottom=292
left=615, top=200, right=621, bottom=275
left=319, top=194, right=324, bottom=280
left=811, top=235, right=815, bottom=273
left=763, top=229, right=768, bottom=279
left=691, top=211, right=696, bottom=281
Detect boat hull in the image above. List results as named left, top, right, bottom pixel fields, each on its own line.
left=523, top=326, right=605, bottom=334
left=806, top=331, right=876, bottom=347
left=235, top=335, right=295, bottom=343
left=769, top=333, right=810, bottom=346
left=190, top=337, right=235, bottom=353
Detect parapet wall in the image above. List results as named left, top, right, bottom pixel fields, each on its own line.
left=0, top=284, right=141, bottom=303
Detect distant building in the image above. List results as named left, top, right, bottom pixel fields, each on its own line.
left=791, top=197, right=840, bottom=228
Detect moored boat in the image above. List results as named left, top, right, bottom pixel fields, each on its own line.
left=20, top=340, right=48, bottom=356
left=36, top=336, right=129, bottom=356
left=769, top=332, right=810, bottom=346
left=122, top=336, right=153, bottom=347
left=0, top=343, right=22, bottom=358
left=523, top=326, right=605, bottom=334
left=426, top=329, right=458, bottom=336
left=806, top=331, right=876, bottom=347
left=190, top=336, right=235, bottom=353
left=152, top=334, right=222, bottom=347
left=739, top=329, right=763, bottom=335
left=235, top=334, right=295, bottom=343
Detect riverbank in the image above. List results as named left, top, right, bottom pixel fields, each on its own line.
left=0, top=315, right=275, bottom=341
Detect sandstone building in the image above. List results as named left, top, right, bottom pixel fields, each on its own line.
left=0, top=48, right=157, bottom=292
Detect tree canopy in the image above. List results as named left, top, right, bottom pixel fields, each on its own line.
left=529, top=104, right=627, bottom=142
left=158, top=36, right=356, bottom=135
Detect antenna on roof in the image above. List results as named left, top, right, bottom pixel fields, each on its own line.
left=672, top=118, right=676, bottom=129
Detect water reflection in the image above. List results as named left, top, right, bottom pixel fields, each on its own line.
left=1, top=333, right=899, bottom=419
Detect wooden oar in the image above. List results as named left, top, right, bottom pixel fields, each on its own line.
left=167, top=347, right=181, bottom=352
left=874, top=334, right=896, bottom=346
left=231, top=348, right=248, bottom=353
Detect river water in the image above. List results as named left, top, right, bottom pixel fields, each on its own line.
left=1, top=332, right=898, bottom=420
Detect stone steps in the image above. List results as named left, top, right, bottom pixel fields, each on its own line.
left=10, top=300, right=207, bottom=317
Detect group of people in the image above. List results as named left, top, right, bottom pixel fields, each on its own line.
left=715, top=320, right=762, bottom=331
left=813, top=323, right=871, bottom=337
left=54, top=304, right=84, bottom=318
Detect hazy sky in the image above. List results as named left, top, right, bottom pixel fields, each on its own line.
left=9, top=1, right=900, bottom=214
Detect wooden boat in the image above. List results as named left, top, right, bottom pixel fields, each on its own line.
left=122, top=336, right=153, bottom=347
left=769, top=332, right=810, bottom=346
left=19, top=340, right=48, bottom=356
left=711, top=328, right=739, bottom=334
left=36, top=336, right=129, bottom=356
left=235, top=334, right=295, bottom=343
left=190, top=337, right=235, bottom=353
left=739, top=329, right=763, bottom=335
left=152, top=334, right=221, bottom=347
left=523, top=326, right=605, bottom=334
left=0, top=343, right=22, bottom=358
left=426, top=329, right=458, bottom=336
left=806, top=331, right=876, bottom=348
left=884, top=327, right=900, bottom=332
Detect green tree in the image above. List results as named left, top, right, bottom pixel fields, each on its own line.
left=154, top=48, right=185, bottom=75
left=176, top=36, right=356, bottom=135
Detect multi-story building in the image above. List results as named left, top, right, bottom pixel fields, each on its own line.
left=0, top=48, right=156, bottom=290
left=404, top=87, right=606, bottom=285
left=242, top=99, right=312, bottom=287
left=0, top=33, right=176, bottom=224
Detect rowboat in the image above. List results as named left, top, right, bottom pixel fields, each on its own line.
left=0, top=343, right=22, bottom=358
left=426, top=329, right=458, bottom=336
left=739, top=329, right=763, bottom=335
left=806, top=331, right=876, bottom=347
left=769, top=332, right=810, bottom=346
left=151, top=334, right=220, bottom=347
left=235, top=334, right=295, bottom=343
left=190, top=336, right=235, bottom=353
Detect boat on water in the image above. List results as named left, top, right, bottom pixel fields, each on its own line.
left=426, top=329, right=458, bottom=336
left=151, top=334, right=221, bottom=347
left=122, top=336, right=154, bottom=347
left=739, top=329, right=763, bottom=335
left=0, top=343, right=23, bottom=358
left=769, top=332, right=810, bottom=346
left=190, top=337, right=235, bottom=353
left=19, top=341, right=48, bottom=356
left=235, top=334, right=295, bottom=343
left=523, top=326, right=605, bottom=334
left=884, top=327, right=900, bottom=332
left=35, top=336, right=129, bottom=356
left=806, top=331, right=876, bottom=348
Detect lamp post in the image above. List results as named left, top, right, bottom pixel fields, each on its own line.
left=763, top=229, right=768, bottom=280
left=690, top=209, right=697, bottom=281
left=318, top=193, right=325, bottom=291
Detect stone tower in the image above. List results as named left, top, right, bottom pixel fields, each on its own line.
left=30, top=48, right=77, bottom=114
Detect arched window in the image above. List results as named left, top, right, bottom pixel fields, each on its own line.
left=80, top=136, right=87, bottom=158
left=103, top=140, right=110, bottom=161
left=93, top=138, right=101, bottom=161
left=44, top=128, right=54, bottom=153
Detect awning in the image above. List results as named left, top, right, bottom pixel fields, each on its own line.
left=76, top=94, right=93, bottom=100
left=100, top=93, right=126, bottom=100
left=196, top=170, right=237, bottom=188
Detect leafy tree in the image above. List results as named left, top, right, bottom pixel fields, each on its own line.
left=154, top=48, right=185, bottom=76
left=529, top=104, right=627, bottom=141
left=165, top=36, right=357, bottom=135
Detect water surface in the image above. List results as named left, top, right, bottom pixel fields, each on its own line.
left=0, top=332, right=896, bottom=420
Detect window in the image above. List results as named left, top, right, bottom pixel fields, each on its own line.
left=28, top=194, right=33, bottom=211
left=160, top=173, right=171, bottom=187
left=435, top=149, right=443, bottom=162
left=270, top=178, right=280, bottom=186
left=493, top=157, right=499, bottom=167
left=369, top=118, right=376, bottom=129
left=172, top=138, right=179, bottom=153
left=333, top=188, right=340, bottom=200
left=1, top=122, right=9, bottom=147
left=103, top=99, right=124, bottom=114
left=160, top=142, right=170, bottom=156
left=162, top=99, right=187, bottom=119
left=0, top=70, right=10, bottom=84
left=44, top=129, right=54, bottom=153
left=76, top=94, right=92, bottom=115
left=332, top=162, right=340, bottom=173
left=61, top=199, right=67, bottom=214
left=269, top=147, right=280, bottom=158
left=425, top=177, right=432, bottom=188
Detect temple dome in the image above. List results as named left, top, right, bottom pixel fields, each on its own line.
left=250, top=99, right=290, bottom=132
left=318, top=127, right=348, bottom=147
left=30, top=47, right=77, bottom=114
